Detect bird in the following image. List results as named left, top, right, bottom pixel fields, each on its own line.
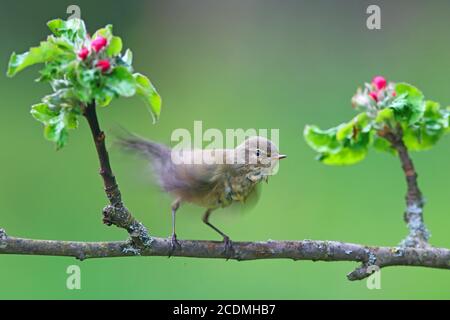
left=116, top=133, right=286, bottom=255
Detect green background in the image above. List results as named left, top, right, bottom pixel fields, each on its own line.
left=1, top=0, right=449, bottom=299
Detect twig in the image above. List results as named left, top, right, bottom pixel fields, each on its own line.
left=82, top=102, right=151, bottom=247
left=0, top=229, right=448, bottom=281
left=379, top=126, right=430, bottom=248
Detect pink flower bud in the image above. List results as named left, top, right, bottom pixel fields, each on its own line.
left=77, top=47, right=90, bottom=60
left=372, top=76, right=387, bottom=90
left=91, top=36, right=108, bottom=52
left=392, top=91, right=397, bottom=97
left=96, top=59, right=111, bottom=72
left=369, top=91, right=378, bottom=102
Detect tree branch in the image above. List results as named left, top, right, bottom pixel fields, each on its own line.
left=0, top=228, right=448, bottom=281
left=83, top=102, right=151, bottom=246
left=380, top=126, right=430, bottom=248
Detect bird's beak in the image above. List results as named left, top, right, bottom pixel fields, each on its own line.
left=277, top=154, right=287, bottom=160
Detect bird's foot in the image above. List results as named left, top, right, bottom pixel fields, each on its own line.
left=222, top=236, right=234, bottom=260
left=168, top=233, right=181, bottom=258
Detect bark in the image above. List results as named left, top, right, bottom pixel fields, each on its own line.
left=380, top=126, right=429, bottom=248
left=0, top=229, right=448, bottom=281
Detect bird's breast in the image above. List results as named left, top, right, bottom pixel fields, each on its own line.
left=169, top=163, right=258, bottom=209
left=218, top=175, right=256, bottom=207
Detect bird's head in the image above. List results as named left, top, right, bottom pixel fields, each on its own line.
left=234, top=136, right=286, bottom=181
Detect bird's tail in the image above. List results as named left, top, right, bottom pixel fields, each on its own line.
left=113, top=129, right=171, bottom=162
left=113, top=128, right=175, bottom=192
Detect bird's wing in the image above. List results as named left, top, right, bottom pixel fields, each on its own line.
left=160, top=149, right=225, bottom=197
left=219, top=182, right=262, bottom=217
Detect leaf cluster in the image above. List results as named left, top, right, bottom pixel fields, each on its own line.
left=304, top=82, right=450, bottom=165
left=7, top=18, right=162, bottom=149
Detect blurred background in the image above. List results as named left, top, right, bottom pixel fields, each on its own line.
left=0, top=0, right=449, bottom=299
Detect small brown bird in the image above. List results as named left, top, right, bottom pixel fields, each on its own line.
left=117, top=134, right=286, bottom=254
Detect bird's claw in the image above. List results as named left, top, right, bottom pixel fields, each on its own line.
left=222, top=236, right=234, bottom=260
left=168, top=233, right=181, bottom=258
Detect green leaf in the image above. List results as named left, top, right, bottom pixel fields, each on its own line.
left=336, top=113, right=372, bottom=142
left=95, top=89, right=115, bottom=107
left=44, top=122, right=68, bottom=150
left=105, top=66, right=136, bottom=98
left=304, top=125, right=341, bottom=153
left=7, top=41, right=66, bottom=77
left=42, top=89, right=77, bottom=108
left=31, top=101, right=79, bottom=149
left=50, top=79, right=71, bottom=91
left=37, top=58, right=77, bottom=83
left=355, top=112, right=371, bottom=132
left=402, top=125, right=442, bottom=151
left=401, top=100, right=449, bottom=151
left=320, top=147, right=368, bottom=165
left=396, top=83, right=424, bottom=105
left=134, top=73, right=162, bottom=122
left=375, top=108, right=395, bottom=124
left=47, top=19, right=65, bottom=35
left=373, top=135, right=396, bottom=155
left=107, top=36, right=123, bottom=57
left=336, top=122, right=353, bottom=142
left=44, top=122, right=60, bottom=146
left=46, top=108, right=79, bottom=149
left=122, top=49, right=133, bottom=65
left=62, top=108, right=79, bottom=130
left=30, top=103, right=58, bottom=123
left=47, top=18, right=87, bottom=45
left=393, top=83, right=425, bottom=124
left=46, top=35, right=74, bottom=51
left=66, top=19, right=87, bottom=39
left=424, top=100, right=444, bottom=120
left=304, top=122, right=370, bottom=166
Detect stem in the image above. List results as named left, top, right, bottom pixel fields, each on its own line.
left=83, top=102, right=120, bottom=204
left=381, top=126, right=430, bottom=248
left=0, top=229, right=448, bottom=281
left=83, top=102, right=151, bottom=246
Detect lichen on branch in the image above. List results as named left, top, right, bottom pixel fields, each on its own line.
left=0, top=229, right=449, bottom=281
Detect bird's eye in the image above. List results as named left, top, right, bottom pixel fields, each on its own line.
left=256, top=149, right=261, bottom=157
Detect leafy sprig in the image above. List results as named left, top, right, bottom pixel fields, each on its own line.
left=7, top=18, right=162, bottom=149
left=304, top=76, right=450, bottom=165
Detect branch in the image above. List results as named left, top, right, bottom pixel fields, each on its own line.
left=0, top=229, right=448, bottom=281
left=380, top=126, right=430, bottom=248
left=83, top=102, right=151, bottom=246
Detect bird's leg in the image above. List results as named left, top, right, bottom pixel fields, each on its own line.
left=202, top=209, right=234, bottom=258
left=169, top=198, right=182, bottom=257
